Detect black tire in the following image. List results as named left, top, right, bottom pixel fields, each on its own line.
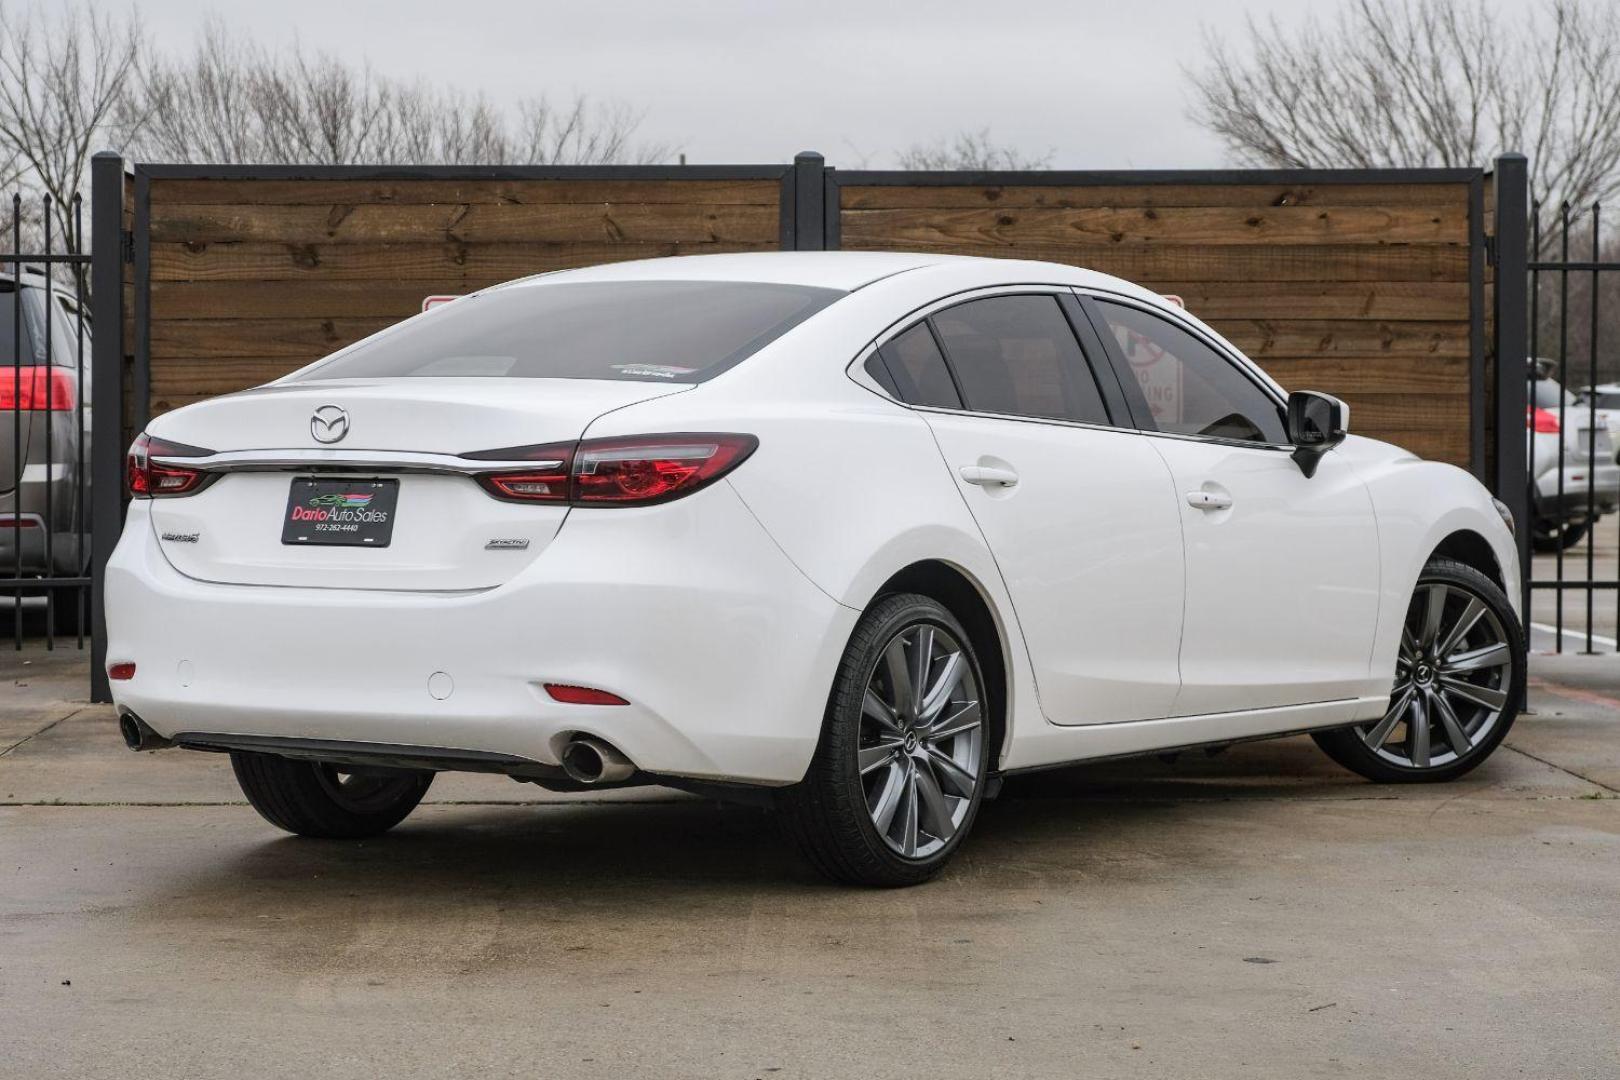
left=231, top=751, right=434, bottom=838
left=1531, top=517, right=1589, bottom=553
left=777, top=593, right=992, bottom=887
left=1313, top=556, right=1524, bottom=783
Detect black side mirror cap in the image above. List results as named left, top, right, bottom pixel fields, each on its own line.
left=1287, top=390, right=1348, bottom=478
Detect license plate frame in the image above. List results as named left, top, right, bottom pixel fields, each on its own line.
left=281, top=477, right=400, bottom=547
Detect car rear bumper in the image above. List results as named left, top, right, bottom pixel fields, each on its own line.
left=105, top=483, right=857, bottom=786
left=1534, top=462, right=1620, bottom=519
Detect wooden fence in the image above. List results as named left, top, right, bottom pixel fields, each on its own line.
left=119, top=156, right=1487, bottom=469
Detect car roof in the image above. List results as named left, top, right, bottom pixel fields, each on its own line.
left=505, top=250, right=1160, bottom=299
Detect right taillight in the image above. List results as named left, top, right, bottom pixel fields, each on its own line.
left=1528, top=406, right=1562, bottom=434
left=0, top=366, right=76, bottom=411
left=127, top=433, right=216, bottom=498
left=466, top=433, right=757, bottom=507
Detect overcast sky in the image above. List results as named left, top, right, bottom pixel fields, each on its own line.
left=132, top=0, right=1515, bottom=169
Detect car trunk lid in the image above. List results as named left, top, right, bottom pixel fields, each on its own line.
left=145, top=378, right=687, bottom=590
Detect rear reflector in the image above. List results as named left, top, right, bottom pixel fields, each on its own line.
left=0, top=516, right=41, bottom=528
left=544, top=683, right=629, bottom=706
left=469, top=433, right=758, bottom=507
left=107, top=662, right=136, bottom=681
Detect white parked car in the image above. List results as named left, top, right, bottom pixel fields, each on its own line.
left=107, top=253, right=1524, bottom=886
left=1530, top=371, right=1619, bottom=551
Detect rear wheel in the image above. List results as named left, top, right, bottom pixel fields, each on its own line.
left=1313, top=557, right=1523, bottom=783
left=778, top=594, right=990, bottom=887
left=231, top=751, right=433, bottom=838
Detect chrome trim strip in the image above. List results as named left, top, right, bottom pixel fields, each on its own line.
left=149, top=448, right=563, bottom=475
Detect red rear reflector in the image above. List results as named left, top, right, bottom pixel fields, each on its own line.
left=544, top=683, right=629, bottom=706
left=107, top=662, right=136, bottom=681
left=0, top=366, right=76, bottom=411
left=0, top=516, right=41, bottom=528
left=127, top=433, right=216, bottom=498
left=1528, top=406, right=1562, bottom=434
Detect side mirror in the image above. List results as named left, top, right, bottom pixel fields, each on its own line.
left=1287, top=391, right=1348, bottom=478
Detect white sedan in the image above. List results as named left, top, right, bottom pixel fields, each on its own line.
left=106, top=252, right=1524, bottom=886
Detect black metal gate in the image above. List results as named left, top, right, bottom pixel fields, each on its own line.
left=4, top=188, right=94, bottom=654
left=1523, top=198, right=1620, bottom=653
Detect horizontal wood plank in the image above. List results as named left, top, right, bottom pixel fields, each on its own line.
left=838, top=238, right=1471, bottom=282
left=153, top=281, right=464, bottom=319
left=1209, top=320, right=1470, bottom=360
left=150, top=202, right=781, bottom=245
left=1144, top=282, right=1469, bottom=321
left=1250, top=354, right=1468, bottom=395
left=149, top=240, right=768, bottom=283
left=841, top=205, right=1464, bottom=247
left=840, top=182, right=1471, bottom=211
left=150, top=178, right=782, bottom=207
left=151, top=317, right=398, bottom=359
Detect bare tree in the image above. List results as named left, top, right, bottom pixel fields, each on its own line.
left=898, top=128, right=1053, bottom=171
left=1187, top=0, right=1620, bottom=220
left=126, top=19, right=671, bottom=167
left=0, top=1, right=140, bottom=251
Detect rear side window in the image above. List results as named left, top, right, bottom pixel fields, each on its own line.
left=292, top=280, right=844, bottom=384
left=929, top=295, right=1110, bottom=424
left=869, top=323, right=963, bottom=409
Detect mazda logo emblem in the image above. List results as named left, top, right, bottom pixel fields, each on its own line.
left=310, top=404, right=350, bottom=444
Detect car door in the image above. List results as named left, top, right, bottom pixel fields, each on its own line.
left=1082, top=294, right=1381, bottom=716
left=865, top=290, right=1185, bottom=725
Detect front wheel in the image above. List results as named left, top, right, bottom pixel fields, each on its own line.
left=1313, top=556, right=1523, bottom=783
left=778, top=594, right=991, bottom=887
left=231, top=751, right=434, bottom=838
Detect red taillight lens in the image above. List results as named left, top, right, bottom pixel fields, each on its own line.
left=544, top=683, right=629, bottom=706
left=470, top=433, right=757, bottom=507
left=1528, top=406, right=1562, bottom=434
left=107, top=662, right=136, bottom=681
left=126, top=433, right=216, bottom=498
left=0, top=366, right=76, bottom=411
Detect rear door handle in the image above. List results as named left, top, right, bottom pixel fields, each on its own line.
left=960, top=465, right=1020, bottom=488
left=1185, top=490, right=1233, bottom=511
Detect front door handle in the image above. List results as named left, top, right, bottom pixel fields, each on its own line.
left=1186, top=490, right=1233, bottom=511
left=960, top=465, right=1020, bottom=488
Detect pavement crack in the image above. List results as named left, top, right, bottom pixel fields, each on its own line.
left=1503, top=742, right=1620, bottom=794
left=0, top=707, right=87, bottom=758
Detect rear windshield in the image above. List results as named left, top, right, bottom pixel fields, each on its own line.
left=291, top=280, right=844, bottom=384
left=0, top=285, right=45, bottom=366
left=1533, top=378, right=1576, bottom=409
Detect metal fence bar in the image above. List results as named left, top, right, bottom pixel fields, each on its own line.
left=89, top=151, right=126, bottom=704
left=1491, top=155, right=1531, bottom=622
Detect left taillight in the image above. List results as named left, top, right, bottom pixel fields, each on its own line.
left=0, top=366, right=76, bottom=411
left=127, top=433, right=216, bottom=498
left=466, top=433, right=758, bottom=507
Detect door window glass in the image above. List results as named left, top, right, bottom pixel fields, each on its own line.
left=1094, top=299, right=1287, bottom=444
left=929, top=294, right=1109, bottom=424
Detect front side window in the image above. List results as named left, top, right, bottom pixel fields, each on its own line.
left=292, top=280, right=844, bottom=384
left=1092, top=299, right=1287, bottom=444
left=929, top=294, right=1109, bottom=424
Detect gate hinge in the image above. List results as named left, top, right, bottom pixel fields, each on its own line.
left=1484, top=234, right=1498, bottom=267
left=120, top=229, right=134, bottom=263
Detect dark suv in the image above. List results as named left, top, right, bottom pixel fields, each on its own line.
left=3, top=268, right=92, bottom=578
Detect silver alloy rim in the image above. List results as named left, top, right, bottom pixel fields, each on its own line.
left=1357, top=582, right=1513, bottom=769
left=859, top=622, right=983, bottom=859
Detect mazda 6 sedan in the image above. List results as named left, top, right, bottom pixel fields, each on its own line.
left=106, top=252, right=1524, bottom=886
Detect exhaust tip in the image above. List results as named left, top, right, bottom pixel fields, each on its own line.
left=560, top=736, right=635, bottom=784
left=119, top=713, right=172, bottom=752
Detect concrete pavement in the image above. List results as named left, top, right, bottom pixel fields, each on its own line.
left=3, top=645, right=1618, bottom=1080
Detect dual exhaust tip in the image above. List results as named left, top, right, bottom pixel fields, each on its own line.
left=121, top=712, right=633, bottom=785
left=560, top=735, right=635, bottom=784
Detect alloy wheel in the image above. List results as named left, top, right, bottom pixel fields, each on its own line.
left=858, top=623, right=983, bottom=858
left=1356, top=582, right=1514, bottom=769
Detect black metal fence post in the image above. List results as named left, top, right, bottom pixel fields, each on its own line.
left=89, top=151, right=125, bottom=704
left=1491, top=153, right=1530, bottom=614
left=792, top=151, right=826, bottom=251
